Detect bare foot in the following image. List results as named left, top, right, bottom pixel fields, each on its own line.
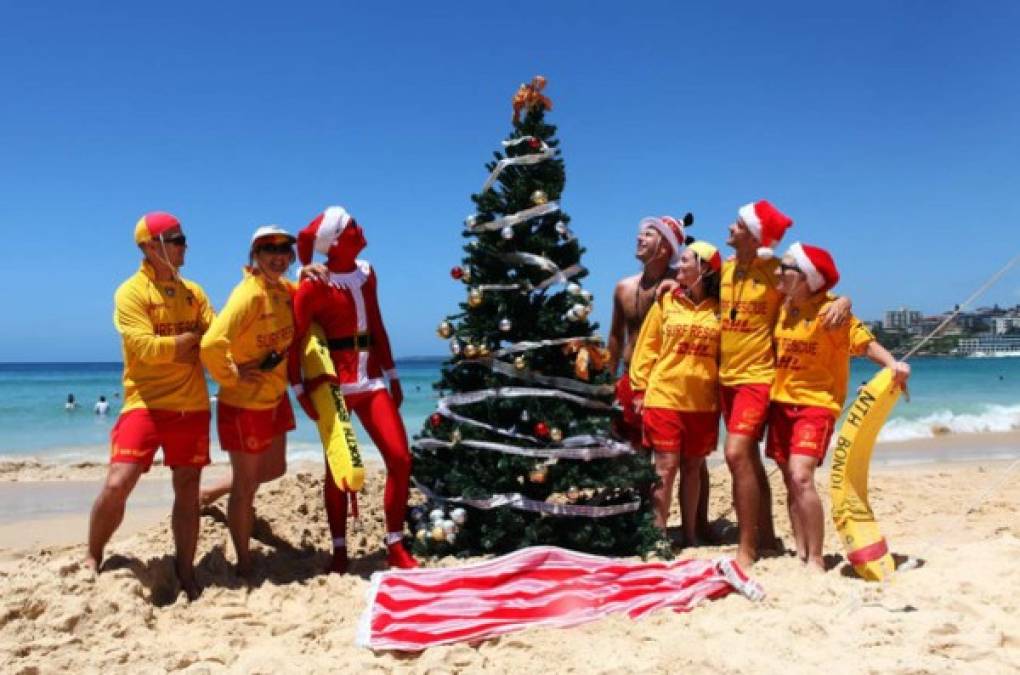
left=806, top=559, right=826, bottom=574
left=84, top=555, right=100, bottom=577
left=735, top=548, right=756, bottom=569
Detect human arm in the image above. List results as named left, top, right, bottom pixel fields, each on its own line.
left=819, top=293, right=852, bottom=329
left=286, top=281, right=319, bottom=420
left=365, top=269, right=402, bottom=407
left=850, top=316, right=910, bottom=389
left=606, top=282, right=627, bottom=377
left=114, top=284, right=191, bottom=365
left=199, top=284, right=260, bottom=388
left=297, top=263, right=329, bottom=284
left=628, top=301, right=664, bottom=415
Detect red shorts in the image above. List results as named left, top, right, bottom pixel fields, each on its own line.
left=613, top=374, right=643, bottom=447
left=642, top=407, right=720, bottom=457
left=765, top=402, right=836, bottom=464
left=110, top=408, right=211, bottom=472
left=217, top=396, right=296, bottom=454
left=720, top=383, right=771, bottom=439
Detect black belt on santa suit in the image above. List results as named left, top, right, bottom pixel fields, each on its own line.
left=327, top=333, right=374, bottom=352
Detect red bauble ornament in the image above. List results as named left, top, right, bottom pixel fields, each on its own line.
left=533, top=421, right=550, bottom=438
left=527, top=137, right=541, bottom=149
left=429, top=413, right=443, bottom=429
left=450, top=266, right=464, bottom=280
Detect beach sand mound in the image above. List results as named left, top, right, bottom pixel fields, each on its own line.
left=1, top=465, right=1018, bottom=674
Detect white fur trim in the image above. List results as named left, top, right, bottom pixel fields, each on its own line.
left=756, top=246, right=774, bottom=259
left=787, top=242, right=824, bottom=292
left=738, top=202, right=762, bottom=243
left=314, top=206, right=351, bottom=256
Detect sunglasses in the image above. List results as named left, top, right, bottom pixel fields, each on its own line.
left=779, top=262, right=802, bottom=274
left=256, top=243, right=294, bottom=255
left=159, top=233, right=187, bottom=246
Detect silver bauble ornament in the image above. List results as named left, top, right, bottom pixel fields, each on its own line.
left=446, top=532, right=457, bottom=546
left=429, top=508, right=445, bottom=523
left=550, top=427, right=563, bottom=443
left=555, top=220, right=568, bottom=235
left=437, top=320, right=453, bottom=339
left=449, top=339, right=462, bottom=355
left=450, top=507, right=467, bottom=525
left=441, top=519, right=456, bottom=535
left=581, top=290, right=593, bottom=302
left=501, top=226, right=515, bottom=240
left=468, top=288, right=484, bottom=308
left=464, top=214, right=480, bottom=228
left=566, top=283, right=582, bottom=296
left=499, top=318, right=512, bottom=332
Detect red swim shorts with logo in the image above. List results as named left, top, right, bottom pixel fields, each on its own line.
left=110, top=408, right=211, bottom=471
left=642, top=407, right=720, bottom=456
left=765, top=402, right=836, bottom=464
left=217, top=396, right=296, bottom=454
left=720, top=383, right=770, bottom=439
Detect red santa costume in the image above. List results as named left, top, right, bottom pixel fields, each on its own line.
left=288, top=205, right=417, bottom=572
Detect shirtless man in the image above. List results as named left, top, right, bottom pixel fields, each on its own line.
left=608, top=214, right=711, bottom=537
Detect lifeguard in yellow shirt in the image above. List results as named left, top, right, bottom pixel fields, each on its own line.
left=719, top=200, right=851, bottom=568
left=199, top=226, right=298, bottom=577
left=771, top=242, right=909, bottom=573
left=630, top=241, right=723, bottom=547
left=86, top=212, right=214, bottom=601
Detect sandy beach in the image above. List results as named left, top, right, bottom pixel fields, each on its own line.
left=0, top=437, right=1018, bottom=674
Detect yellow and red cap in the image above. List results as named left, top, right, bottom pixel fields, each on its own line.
left=688, top=240, right=722, bottom=273
left=134, top=212, right=181, bottom=244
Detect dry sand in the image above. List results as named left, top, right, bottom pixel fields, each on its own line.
left=0, top=458, right=1018, bottom=674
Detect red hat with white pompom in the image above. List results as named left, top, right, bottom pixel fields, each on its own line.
left=297, top=206, right=353, bottom=265
left=639, top=215, right=686, bottom=268
left=786, top=242, right=839, bottom=293
left=737, top=200, right=793, bottom=258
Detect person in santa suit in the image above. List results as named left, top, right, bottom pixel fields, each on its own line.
left=288, top=205, right=417, bottom=572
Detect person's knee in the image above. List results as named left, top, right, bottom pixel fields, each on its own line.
left=789, top=466, right=817, bottom=495
left=102, top=466, right=140, bottom=503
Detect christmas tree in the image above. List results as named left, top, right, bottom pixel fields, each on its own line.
left=410, top=77, right=660, bottom=556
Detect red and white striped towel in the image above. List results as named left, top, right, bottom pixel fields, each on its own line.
left=357, top=546, right=764, bottom=651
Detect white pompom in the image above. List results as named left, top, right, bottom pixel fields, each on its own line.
left=757, top=247, right=774, bottom=259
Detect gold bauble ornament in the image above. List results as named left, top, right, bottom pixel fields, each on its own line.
left=436, top=320, right=453, bottom=339
left=530, top=190, right=548, bottom=205
left=431, top=525, right=446, bottom=542
left=528, top=466, right=548, bottom=484
left=415, top=528, right=428, bottom=542
left=514, top=356, right=527, bottom=370
left=451, top=429, right=462, bottom=445
left=462, top=267, right=472, bottom=283
left=566, top=486, right=580, bottom=501
left=468, top=288, right=484, bottom=308
left=549, top=427, right=563, bottom=443
left=463, top=343, right=478, bottom=359
left=478, top=344, right=491, bottom=357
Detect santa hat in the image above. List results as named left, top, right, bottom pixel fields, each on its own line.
left=297, top=206, right=353, bottom=265
left=638, top=215, right=686, bottom=268
left=786, top=242, right=839, bottom=293
left=133, top=211, right=180, bottom=244
left=737, top=200, right=793, bottom=259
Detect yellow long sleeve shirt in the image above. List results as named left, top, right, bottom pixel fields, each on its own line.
left=200, top=270, right=295, bottom=410
left=719, top=256, right=782, bottom=387
left=771, top=294, right=875, bottom=415
left=629, top=293, right=721, bottom=412
left=115, top=262, right=214, bottom=413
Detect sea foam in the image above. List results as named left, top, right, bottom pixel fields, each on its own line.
left=877, top=404, right=1020, bottom=442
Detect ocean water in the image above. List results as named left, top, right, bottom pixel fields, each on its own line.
left=0, top=357, right=1018, bottom=464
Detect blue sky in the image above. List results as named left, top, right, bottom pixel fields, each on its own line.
left=1, top=1, right=1018, bottom=361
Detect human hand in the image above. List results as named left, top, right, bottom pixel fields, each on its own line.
left=656, top=280, right=679, bottom=301
left=632, top=394, right=645, bottom=416
left=298, top=263, right=329, bottom=284
left=173, top=332, right=200, bottom=363
left=891, top=361, right=911, bottom=389
left=820, top=296, right=852, bottom=329
left=235, top=359, right=262, bottom=383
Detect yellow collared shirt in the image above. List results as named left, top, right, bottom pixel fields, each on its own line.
left=115, top=262, right=214, bottom=412
left=719, top=256, right=782, bottom=387
left=771, top=295, right=874, bottom=414
left=200, top=269, right=296, bottom=410
left=629, top=293, right=721, bottom=412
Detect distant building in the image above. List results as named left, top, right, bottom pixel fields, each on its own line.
left=991, top=316, right=1020, bottom=335
left=883, top=307, right=922, bottom=330
left=957, top=334, right=1020, bottom=355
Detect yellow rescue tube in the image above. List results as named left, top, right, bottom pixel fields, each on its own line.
left=301, top=324, right=364, bottom=492
left=830, top=367, right=900, bottom=581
